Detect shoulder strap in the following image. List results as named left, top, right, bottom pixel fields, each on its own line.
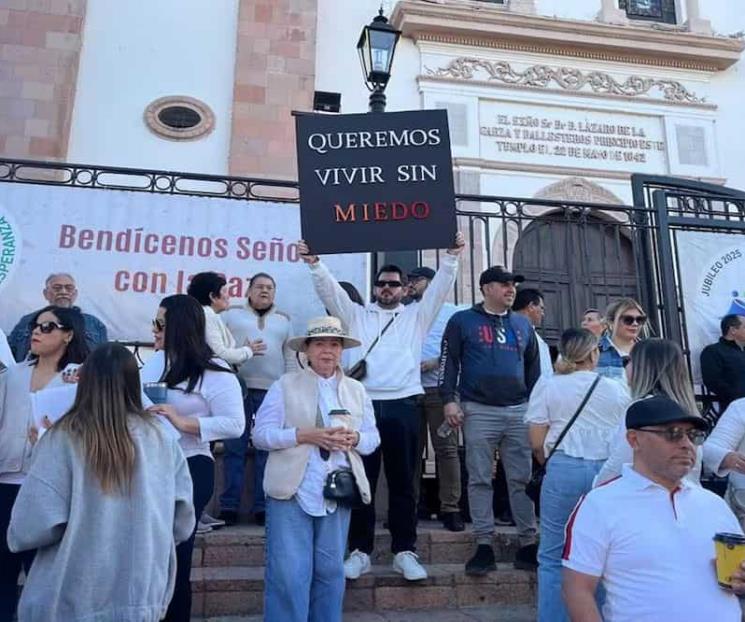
left=359, top=314, right=397, bottom=361
left=545, top=374, right=601, bottom=463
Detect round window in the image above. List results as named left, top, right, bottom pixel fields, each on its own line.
left=144, top=96, right=214, bottom=140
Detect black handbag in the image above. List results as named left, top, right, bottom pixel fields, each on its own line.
left=345, top=315, right=396, bottom=381
left=525, top=375, right=601, bottom=505
left=323, top=466, right=363, bottom=508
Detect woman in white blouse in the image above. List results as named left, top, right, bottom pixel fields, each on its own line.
left=0, top=306, right=90, bottom=619
left=253, top=316, right=380, bottom=622
left=525, top=328, right=629, bottom=622
left=703, top=398, right=745, bottom=528
left=187, top=271, right=266, bottom=365
left=140, top=294, right=244, bottom=622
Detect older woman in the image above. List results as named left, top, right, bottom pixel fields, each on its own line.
left=525, top=328, right=629, bottom=622
left=596, top=297, right=648, bottom=382
left=0, top=306, right=89, bottom=619
left=253, top=316, right=380, bottom=622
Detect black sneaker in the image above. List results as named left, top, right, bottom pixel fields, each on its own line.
left=253, top=511, right=266, bottom=527
left=218, top=510, right=238, bottom=526
left=465, top=544, right=496, bottom=576
left=514, top=543, right=538, bottom=571
left=441, top=512, right=465, bottom=532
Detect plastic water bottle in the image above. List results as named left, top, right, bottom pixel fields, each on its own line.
left=436, top=421, right=455, bottom=438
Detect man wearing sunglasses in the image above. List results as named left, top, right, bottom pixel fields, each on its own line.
left=297, top=233, right=464, bottom=582
left=8, top=273, right=108, bottom=362
left=563, top=396, right=745, bottom=622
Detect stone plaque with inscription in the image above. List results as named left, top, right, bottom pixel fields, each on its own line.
left=479, top=101, right=668, bottom=174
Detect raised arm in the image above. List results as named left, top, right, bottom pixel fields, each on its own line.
left=298, top=239, right=362, bottom=328
left=416, top=232, right=465, bottom=335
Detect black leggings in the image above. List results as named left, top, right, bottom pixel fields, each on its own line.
left=164, top=455, right=214, bottom=622
left=0, top=483, right=35, bottom=620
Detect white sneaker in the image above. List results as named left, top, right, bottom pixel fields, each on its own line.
left=200, top=512, right=226, bottom=528
left=392, top=551, right=428, bottom=581
left=344, top=550, right=371, bottom=580
left=195, top=520, right=212, bottom=535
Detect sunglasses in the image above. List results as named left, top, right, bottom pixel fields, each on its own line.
left=620, top=314, right=647, bottom=327
left=152, top=318, right=166, bottom=332
left=637, top=427, right=706, bottom=446
left=375, top=280, right=402, bottom=288
left=622, top=356, right=631, bottom=368
left=30, top=321, right=67, bottom=334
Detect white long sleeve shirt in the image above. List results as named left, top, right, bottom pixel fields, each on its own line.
left=309, top=254, right=458, bottom=400
left=140, top=351, right=244, bottom=459
left=203, top=305, right=253, bottom=366
left=703, top=398, right=745, bottom=490
left=252, top=371, right=380, bottom=516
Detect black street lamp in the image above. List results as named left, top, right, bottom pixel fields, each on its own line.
left=357, top=8, right=401, bottom=113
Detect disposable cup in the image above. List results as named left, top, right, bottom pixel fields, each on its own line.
left=714, top=532, right=745, bottom=588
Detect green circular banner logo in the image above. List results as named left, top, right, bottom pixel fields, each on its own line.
left=0, top=207, right=21, bottom=291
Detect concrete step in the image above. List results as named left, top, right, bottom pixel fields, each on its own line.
left=194, top=521, right=521, bottom=568
left=190, top=563, right=536, bottom=618
left=192, top=603, right=537, bottom=621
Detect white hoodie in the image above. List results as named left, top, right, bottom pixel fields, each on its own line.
left=309, top=254, right=458, bottom=400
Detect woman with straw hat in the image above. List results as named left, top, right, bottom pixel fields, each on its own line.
left=253, top=316, right=380, bottom=622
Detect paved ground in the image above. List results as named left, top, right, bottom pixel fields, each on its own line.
left=194, top=604, right=536, bottom=621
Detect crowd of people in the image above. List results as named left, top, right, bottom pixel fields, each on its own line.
left=2, top=234, right=745, bottom=621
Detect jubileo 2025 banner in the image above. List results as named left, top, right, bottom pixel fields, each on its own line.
left=0, top=182, right=368, bottom=341
left=677, top=230, right=745, bottom=385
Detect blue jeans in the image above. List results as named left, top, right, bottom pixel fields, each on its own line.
left=220, top=388, right=268, bottom=514
left=537, top=452, right=605, bottom=622
left=264, top=497, right=350, bottom=622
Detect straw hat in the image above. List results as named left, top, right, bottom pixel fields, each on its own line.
left=287, top=316, right=361, bottom=352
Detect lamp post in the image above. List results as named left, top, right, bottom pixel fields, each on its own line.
left=357, top=8, right=401, bottom=113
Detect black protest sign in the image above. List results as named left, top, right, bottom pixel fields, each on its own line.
left=295, top=109, right=456, bottom=254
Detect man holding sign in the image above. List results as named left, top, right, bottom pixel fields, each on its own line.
left=297, top=232, right=464, bottom=581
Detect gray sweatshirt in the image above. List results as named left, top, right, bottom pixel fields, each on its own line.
left=7, top=416, right=195, bottom=622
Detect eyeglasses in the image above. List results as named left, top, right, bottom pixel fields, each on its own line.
left=152, top=318, right=166, bottom=332
left=375, top=280, right=402, bottom=288
left=620, top=314, right=647, bottom=326
left=637, top=427, right=706, bottom=446
left=30, top=321, right=67, bottom=334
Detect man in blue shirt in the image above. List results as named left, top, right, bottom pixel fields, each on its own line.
left=440, top=266, right=540, bottom=575
left=8, top=273, right=108, bottom=361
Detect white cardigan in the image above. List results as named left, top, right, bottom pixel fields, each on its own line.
left=203, top=305, right=253, bottom=366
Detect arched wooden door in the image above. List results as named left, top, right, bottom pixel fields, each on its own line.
left=512, top=212, right=638, bottom=343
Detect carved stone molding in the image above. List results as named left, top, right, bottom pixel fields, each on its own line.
left=533, top=176, right=623, bottom=205
left=391, top=1, right=744, bottom=72
left=424, top=58, right=704, bottom=104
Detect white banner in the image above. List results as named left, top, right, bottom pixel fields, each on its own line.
left=0, top=182, right=369, bottom=341
left=677, top=230, right=745, bottom=385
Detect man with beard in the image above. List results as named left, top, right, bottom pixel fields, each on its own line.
left=563, top=396, right=744, bottom=622
left=297, top=233, right=464, bottom=582
left=218, top=272, right=295, bottom=526
left=8, top=273, right=107, bottom=361
left=440, top=266, right=541, bottom=575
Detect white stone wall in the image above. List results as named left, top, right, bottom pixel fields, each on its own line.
left=66, top=0, right=240, bottom=174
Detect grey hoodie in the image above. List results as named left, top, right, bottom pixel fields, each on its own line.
left=8, top=416, right=195, bottom=622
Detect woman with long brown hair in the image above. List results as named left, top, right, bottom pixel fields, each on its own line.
left=8, top=343, right=195, bottom=621
left=595, top=338, right=703, bottom=486
left=0, top=305, right=89, bottom=619
left=140, top=294, right=244, bottom=621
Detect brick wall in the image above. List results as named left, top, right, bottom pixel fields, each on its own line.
left=0, top=0, right=86, bottom=160
left=229, top=0, right=317, bottom=180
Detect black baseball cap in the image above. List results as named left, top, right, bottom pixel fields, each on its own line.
left=407, top=267, right=436, bottom=281
left=626, top=396, right=708, bottom=431
left=479, top=266, right=525, bottom=287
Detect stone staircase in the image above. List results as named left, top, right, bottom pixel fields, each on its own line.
left=189, top=521, right=536, bottom=618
